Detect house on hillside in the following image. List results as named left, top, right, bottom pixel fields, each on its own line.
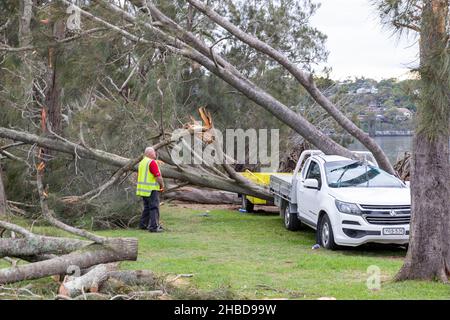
left=356, top=86, right=378, bottom=95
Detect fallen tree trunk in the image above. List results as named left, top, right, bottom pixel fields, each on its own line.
left=0, top=127, right=271, bottom=200
left=163, top=187, right=240, bottom=204
left=0, top=238, right=138, bottom=284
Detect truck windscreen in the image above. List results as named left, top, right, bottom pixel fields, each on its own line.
left=325, top=161, right=405, bottom=188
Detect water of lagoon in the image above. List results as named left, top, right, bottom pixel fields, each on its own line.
left=349, top=136, right=413, bottom=164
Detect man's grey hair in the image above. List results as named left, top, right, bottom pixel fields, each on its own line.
left=145, top=147, right=155, bottom=155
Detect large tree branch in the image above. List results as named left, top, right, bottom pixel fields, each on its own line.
left=186, top=0, right=394, bottom=175
left=100, top=1, right=357, bottom=163
left=0, top=127, right=271, bottom=200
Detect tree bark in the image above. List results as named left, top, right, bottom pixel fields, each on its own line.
left=397, top=134, right=450, bottom=281
left=0, top=238, right=138, bottom=284
left=44, top=19, right=66, bottom=135
left=396, top=0, right=450, bottom=282
left=18, top=0, right=34, bottom=104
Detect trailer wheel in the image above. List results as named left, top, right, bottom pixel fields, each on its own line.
left=241, top=196, right=254, bottom=213
left=283, top=203, right=301, bottom=231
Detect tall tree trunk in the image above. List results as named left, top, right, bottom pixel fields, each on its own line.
left=396, top=0, right=450, bottom=282
left=18, top=0, right=34, bottom=105
left=45, top=19, right=66, bottom=134
left=0, top=163, right=7, bottom=216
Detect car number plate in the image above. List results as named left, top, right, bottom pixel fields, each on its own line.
left=383, top=227, right=405, bottom=235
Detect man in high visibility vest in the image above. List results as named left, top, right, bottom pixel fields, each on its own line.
left=137, top=147, right=165, bottom=232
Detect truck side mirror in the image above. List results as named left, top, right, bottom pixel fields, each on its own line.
left=304, top=179, right=319, bottom=190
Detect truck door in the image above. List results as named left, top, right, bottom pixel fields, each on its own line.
left=298, top=160, right=323, bottom=227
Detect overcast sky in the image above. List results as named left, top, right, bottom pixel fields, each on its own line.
left=310, top=0, right=419, bottom=80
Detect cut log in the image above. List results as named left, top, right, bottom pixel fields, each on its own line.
left=59, top=263, right=119, bottom=297
left=0, top=238, right=138, bottom=285
left=61, top=268, right=159, bottom=298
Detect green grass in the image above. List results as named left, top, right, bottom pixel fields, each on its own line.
left=101, top=204, right=449, bottom=299
left=2, top=204, right=450, bottom=299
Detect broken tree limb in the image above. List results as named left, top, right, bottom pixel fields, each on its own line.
left=0, top=127, right=271, bottom=200
left=0, top=237, right=138, bottom=284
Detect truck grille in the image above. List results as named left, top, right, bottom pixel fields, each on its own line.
left=360, top=204, right=411, bottom=225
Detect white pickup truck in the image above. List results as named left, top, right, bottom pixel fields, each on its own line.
left=270, top=150, right=411, bottom=249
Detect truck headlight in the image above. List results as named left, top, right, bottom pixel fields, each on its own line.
left=335, top=200, right=362, bottom=215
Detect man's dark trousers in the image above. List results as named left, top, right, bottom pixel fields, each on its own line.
left=139, top=191, right=160, bottom=231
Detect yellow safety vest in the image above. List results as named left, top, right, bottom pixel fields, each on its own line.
left=136, top=157, right=160, bottom=197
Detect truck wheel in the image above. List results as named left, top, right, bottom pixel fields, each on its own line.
left=242, top=196, right=254, bottom=213
left=318, top=214, right=338, bottom=250
left=284, top=204, right=301, bottom=231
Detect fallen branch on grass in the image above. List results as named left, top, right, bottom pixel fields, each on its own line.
left=0, top=237, right=138, bottom=284
left=59, top=264, right=160, bottom=298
